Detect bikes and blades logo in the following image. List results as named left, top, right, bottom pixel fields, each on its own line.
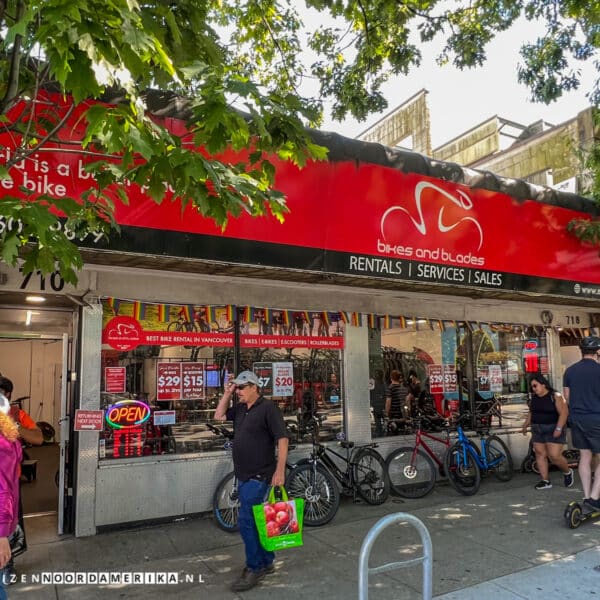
left=378, top=181, right=485, bottom=266
left=103, top=315, right=143, bottom=351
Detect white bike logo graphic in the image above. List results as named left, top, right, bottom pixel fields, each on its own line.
left=380, top=181, right=484, bottom=250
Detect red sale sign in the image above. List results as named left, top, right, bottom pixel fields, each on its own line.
left=157, top=363, right=182, bottom=401
left=105, top=367, right=126, bottom=393
left=182, top=363, right=205, bottom=399
left=272, top=362, right=294, bottom=396
left=427, top=365, right=444, bottom=395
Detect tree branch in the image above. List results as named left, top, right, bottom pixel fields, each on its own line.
left=0, top=0, right=25, bottom=113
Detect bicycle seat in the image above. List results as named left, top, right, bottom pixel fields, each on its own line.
left=339, top=440, right=354, bottom=449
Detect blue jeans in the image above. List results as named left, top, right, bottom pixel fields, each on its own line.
left=238, top=479, right=274, bottom=572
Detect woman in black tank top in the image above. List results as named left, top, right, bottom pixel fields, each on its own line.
left=521, top=374, right=572, bottom=490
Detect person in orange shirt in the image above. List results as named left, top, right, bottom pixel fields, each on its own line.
left=0, top=377, right=42, bottom=584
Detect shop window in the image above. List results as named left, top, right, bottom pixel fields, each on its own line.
left=372, top=320, right=449, bottom=438
left=99, top=300, right=345, bottom=460
left=372, top=319, right=542, bottom=437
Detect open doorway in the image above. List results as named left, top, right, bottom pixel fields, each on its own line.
left=0, top=300, right=76, bottom=541
left=0, top=338, right=63, bottom=514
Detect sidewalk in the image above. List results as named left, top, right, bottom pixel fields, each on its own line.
left=8, top=471, right=600, bottom=599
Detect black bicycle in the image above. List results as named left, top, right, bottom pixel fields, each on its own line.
left=207, top=422, right=243, bottom=532
left=285, top=417, right=389, bottom=527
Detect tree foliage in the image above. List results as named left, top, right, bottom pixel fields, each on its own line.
left=0, top=0, right=599, bottom=282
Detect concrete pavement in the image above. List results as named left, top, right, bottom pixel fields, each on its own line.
left=8, top=470, right=600, bottom=599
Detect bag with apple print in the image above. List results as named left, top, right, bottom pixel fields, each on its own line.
left=253, top=486, right=304, bottom=551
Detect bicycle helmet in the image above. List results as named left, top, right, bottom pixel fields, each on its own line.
left=579, top=336, right=600, bottom=352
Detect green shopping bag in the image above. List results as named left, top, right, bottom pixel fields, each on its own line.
left=253, top=486, right=304, bottom=551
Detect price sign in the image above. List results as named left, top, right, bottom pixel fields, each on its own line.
left=426, top=365, right=444, bottom=394
left=443, top=364, right=457, bottom=393
left=489, top=365, right=503, bottom=392
left=182, top=363, right=205, bottom=399
left=253, top=362, right=273, bottom=395
left=477, top=366, right=491, bottom=392
left=157, top=362, right=182, bottom=400
left=105, top=367, right=126, bottom=393
left=273, top=362, right=294, bottom=396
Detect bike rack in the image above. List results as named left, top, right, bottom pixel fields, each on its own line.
left=358, top=512, right=432, bottom=600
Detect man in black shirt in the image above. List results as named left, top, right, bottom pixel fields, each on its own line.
left=214, top=370, right=289, bottom=592
left=385, top=370, right=409, bottom=433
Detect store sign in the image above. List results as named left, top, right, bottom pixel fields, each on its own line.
left=477, top=367, right=491, bottom=392
left=104, top=367, right=126, bottom=393
left=241, top=334, right=344, bottom=349
left=253, top=362, right=273, bottom=395
left=156, top=363, right=182, bottom=401
left=101, top=304, right=343, bottom=350
left=102, top=315, right=233, bottom=350
left=153, top=410, right=176, bottom=426
left=273, top=362, right=294, bottom=396
left=4, top=93, right=600, bottom=298
left=74, top=410, right=104, bottom=431
left=443, top=364, right=457, bottom=393
left=489, top=365, right=503, bottom=392
left=427, top=365, right=444, bottom=395
left=112, top=428, right=144, bottom=458
left=182, top=363, right=205, bottom=399
left=105, top=399, right=151, bottom=429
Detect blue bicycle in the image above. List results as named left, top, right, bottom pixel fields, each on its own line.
left=443, top=414, right=513, bottom=496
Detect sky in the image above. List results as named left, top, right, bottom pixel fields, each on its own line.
left=315, top=15, right=595, bottom=149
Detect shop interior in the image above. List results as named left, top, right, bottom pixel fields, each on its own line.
left=0, top=298, right=74, bottom=537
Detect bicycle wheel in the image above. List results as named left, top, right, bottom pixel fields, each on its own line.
left=167, top=320, right=183, bottom=332
left=353, top=447, right=389, bottom=505
left=443, top=442, right=481, bottom=496
left=286, top=462, right=340, bottom=527
left=485, top=435, right=514, bottom=481
left=212, top=472, right=240, bottom=532
left=385, top=446, right=437, bottom=498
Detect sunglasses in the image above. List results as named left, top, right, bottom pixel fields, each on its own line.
left=235, top=384, right=251, bottom=390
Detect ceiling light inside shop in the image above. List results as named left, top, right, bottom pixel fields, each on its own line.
left=25, top=311, right=40, bottom=326
left=25, top=295, right=46, bottom=303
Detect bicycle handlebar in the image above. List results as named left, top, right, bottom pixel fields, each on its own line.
left=9, top=396, right=29, bottom=407
left=205, top=422, right=234, bottom=439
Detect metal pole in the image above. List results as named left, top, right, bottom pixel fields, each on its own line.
left=358, top=512, right=433, bottom=600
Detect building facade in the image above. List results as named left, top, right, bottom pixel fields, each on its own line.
left=1, top=93, right=600, bottom=537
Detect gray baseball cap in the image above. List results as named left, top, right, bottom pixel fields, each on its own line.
left=232, top=370, right=260, bottom=386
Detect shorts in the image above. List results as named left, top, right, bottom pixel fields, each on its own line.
left=531, top=423, right=567, bottom=445
left=570, top=419, right=600, bottom=453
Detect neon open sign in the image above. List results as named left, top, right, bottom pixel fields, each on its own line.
left=105, top=399, right=151, bottom=430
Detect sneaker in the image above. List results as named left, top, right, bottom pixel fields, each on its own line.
left=584, top=497, right=600, bottom=511
left=230, top=567, right=263, bottom=592
left=535, top=479, right=552, bottom=490
left=563, top=469, right=574, bottom=488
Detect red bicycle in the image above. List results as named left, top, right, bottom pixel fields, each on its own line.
left=385, top=414, right=452, bottom=498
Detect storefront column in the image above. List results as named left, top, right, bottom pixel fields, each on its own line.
left=546, top=328, right=563, bottom=391
left=74, top=303, right=102, bottom=537
left=343, top=323, right=371, bottom=444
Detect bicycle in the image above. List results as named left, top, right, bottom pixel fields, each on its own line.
left=385, top=413, right=454, bottom=498
left=209, top=423, right=240, bottom=532
left=285, top=417, right=389, bottom=527
left=443, top=414, right=513, bottom=496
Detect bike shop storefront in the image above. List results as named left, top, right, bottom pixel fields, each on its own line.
left=4, top=95, right=600, bottom=535
left=69, top=259, right=598, bottom=536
